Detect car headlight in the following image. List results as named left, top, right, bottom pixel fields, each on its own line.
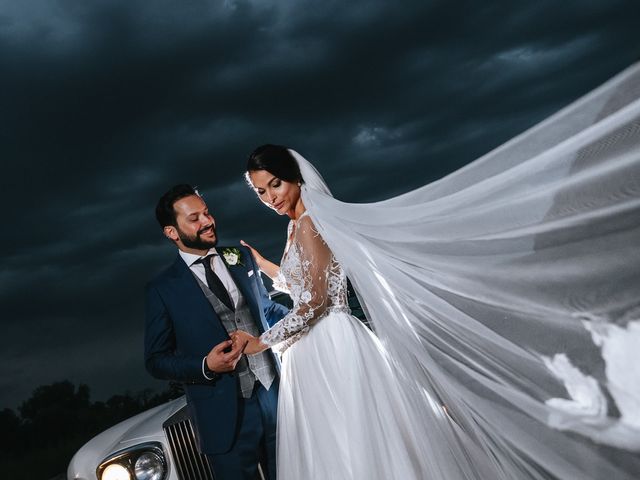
left=97, top=442, right=167, bottom=480
left=134, top=452, right=164, bottom=480
left=102, top=463, right=131, bottom=480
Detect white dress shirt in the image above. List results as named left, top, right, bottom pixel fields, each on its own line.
left=178, top=248, right=240, bottom=306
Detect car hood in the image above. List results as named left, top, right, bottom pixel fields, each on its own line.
left=67, top=396, right=187, bottom=480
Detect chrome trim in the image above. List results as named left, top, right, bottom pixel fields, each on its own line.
left=162, top=407, right=214, bottom=480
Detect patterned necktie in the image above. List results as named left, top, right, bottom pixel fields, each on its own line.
left=196, top=254, right=235, bottom=311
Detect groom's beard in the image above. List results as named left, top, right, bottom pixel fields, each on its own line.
left=178, top=224, right=218, bottom=250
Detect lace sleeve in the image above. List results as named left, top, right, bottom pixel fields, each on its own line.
left=260, top=215, right=332, bottom=348
left=271, top=269, right=290, bottom=294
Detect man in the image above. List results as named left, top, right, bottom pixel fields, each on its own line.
left=145, top=184, right=288, bottom=480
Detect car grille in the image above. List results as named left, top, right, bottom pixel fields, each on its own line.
left=163, top=406, right=215, bottom=480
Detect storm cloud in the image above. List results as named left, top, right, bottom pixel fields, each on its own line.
left=1, top=0, right=639, bottom=408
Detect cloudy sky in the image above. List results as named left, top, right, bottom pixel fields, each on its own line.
left=1, top=0, right=638, bottom=410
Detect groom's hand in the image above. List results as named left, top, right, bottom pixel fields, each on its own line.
left=206, top=339, right=246, bottom=373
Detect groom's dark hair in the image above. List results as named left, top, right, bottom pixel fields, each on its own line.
left=246, top=144, right=303, bottom=185
left=155, top=184, right=201, bottom=228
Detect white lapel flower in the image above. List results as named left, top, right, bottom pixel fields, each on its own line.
left=221, top=247, right=244, bottom=266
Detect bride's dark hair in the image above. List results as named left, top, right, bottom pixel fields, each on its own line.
left=245, top=144, right=304, bottom=185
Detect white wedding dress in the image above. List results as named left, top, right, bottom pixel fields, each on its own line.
left=256, top=61, right=640, bottom=480
left=259, top=212, right=433, bottom=479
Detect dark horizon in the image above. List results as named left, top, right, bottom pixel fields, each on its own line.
left=2, top=0, right=640, bottom=410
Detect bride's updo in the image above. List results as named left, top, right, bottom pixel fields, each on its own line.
left=246, top=144, right=304, bottom=186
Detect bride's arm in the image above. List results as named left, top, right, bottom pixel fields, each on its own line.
left=240, top=239, right=280, bottom=280
left=258, top=215, right=333, bottom=350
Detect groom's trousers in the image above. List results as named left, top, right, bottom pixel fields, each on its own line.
left=207, top=379, right=278, bottom=480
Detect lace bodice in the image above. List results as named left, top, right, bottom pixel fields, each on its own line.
left=260, top=212, right=350, bottom=352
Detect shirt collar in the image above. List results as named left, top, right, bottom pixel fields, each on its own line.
left=179, top=247, right=218, bottom=267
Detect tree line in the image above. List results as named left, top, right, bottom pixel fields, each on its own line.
left=0, top=380, right=181, bottom=480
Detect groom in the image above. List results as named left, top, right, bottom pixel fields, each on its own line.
left=145, top=184, right=287, bottom=480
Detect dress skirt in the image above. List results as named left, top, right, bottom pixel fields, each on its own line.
left=276, top=311, right=427, bottom=479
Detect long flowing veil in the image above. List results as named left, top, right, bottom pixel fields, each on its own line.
left=290, top=61, right=640, bottom=479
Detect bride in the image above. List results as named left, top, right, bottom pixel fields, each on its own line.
left=233, top=62, right=640, bottom=480
left=236, top=144, right=437, bottom=479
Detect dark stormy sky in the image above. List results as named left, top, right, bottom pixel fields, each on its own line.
left=1, top=0, right=639, bottom=410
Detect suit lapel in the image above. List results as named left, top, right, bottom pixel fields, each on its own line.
left=219, top=247, right=282, bottom=372
left=219, top=247, right=268, bottom=334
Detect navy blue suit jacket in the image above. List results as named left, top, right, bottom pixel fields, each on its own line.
left=144, top=245, right=288, bottom=454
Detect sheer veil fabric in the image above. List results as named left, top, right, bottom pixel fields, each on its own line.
left=289, top=61, right=640, bottom=479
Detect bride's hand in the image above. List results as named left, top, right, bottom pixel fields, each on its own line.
left=240, top=240, right=266, bottom=269
left=232, top=330, right=268, bottom=355
left=240, top=240, right=280, bottom=280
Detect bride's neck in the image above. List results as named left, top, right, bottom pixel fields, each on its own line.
left=287, top=198, right=306, bottom=221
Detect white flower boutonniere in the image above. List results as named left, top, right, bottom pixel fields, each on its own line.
left=221, top=247, right=244, bottom=266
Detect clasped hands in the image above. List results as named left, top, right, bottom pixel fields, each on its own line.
left=231, top=330, right=267, bottom=355
left=204, top=330, right=267, bottom=374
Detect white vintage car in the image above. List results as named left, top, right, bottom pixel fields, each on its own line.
left=66, top=395, right=225, bottom=480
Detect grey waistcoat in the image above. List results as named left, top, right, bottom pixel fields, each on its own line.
left=195, top=275, right=277, bottom=398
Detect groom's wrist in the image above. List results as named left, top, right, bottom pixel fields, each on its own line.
left=202, top=356, right=220, bottom=381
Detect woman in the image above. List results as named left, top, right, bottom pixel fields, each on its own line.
left=235, top=62, right=640, bottom=480
left=235, top=144, right=438, bottom=479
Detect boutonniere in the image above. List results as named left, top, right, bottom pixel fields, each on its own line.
left=221, top=247, right=244, bottom=266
